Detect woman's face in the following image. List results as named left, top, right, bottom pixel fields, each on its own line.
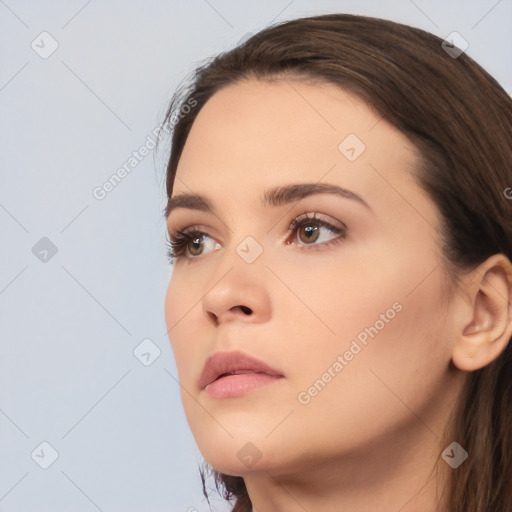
left=164, top=78, right=463, bottom=478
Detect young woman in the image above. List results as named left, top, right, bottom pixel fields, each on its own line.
left=161, top=13, right=512, bottom=512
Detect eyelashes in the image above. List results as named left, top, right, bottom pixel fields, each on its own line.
left=166, top=228, right=219, bottom=264
left=166, top=212, right=347, bottom=264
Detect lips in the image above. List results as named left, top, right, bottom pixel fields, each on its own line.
left=198, top=351, right=284, bottom=390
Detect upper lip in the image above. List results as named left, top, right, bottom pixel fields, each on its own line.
left=198, top=350, right=284, bottom=390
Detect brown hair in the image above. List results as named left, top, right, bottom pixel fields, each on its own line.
left=161, top=13, right=512, bottom=512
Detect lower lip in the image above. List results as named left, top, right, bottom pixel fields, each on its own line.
left=204, top=373, right=283, bottom=398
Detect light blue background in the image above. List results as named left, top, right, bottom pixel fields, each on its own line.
left=1, top=1, right=510, bottom=511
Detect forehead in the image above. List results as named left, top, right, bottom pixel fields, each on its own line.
left=180, top=78, right=384, bottom=164
left=171, top=78, right=430, bottom=223
left=176, top=77, right=415, bottom=171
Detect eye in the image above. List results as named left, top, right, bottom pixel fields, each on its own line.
left=166, top=227, right=220, bottom=264
left=286, top=212, right=347, bottom=249
left=166, top=213, right=347, bottom=264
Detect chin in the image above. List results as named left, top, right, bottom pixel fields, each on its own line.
left=186, top=405, right=283, bottom=441
left=192, top=431, right=269, bottom=473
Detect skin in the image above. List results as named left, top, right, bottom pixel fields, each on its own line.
left=164, top=78, right=512, bottom=511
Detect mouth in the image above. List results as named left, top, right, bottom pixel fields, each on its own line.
left=198, top=351, right=284, bottom=398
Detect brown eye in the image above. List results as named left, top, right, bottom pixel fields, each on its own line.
left=166, top=228, right=221, bottom=263
left=288, top=213, right=347, bottom=249
left=188, top=236, right=204, bottom=256
left=298, top=224, right=320, bottom=244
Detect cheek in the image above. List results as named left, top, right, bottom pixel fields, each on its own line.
left=289, top=263, right=451, bottom=436
left=164, top=270, right=195, bottom=328
left=284, top=246, right=448, bottom=385
left=164, top=279, right=173, bottom=327
left=164, top=274, right=200, bottom=382
left=164, top=276, right=180, bottom=337
left=164, top=269, right=205, bottom=346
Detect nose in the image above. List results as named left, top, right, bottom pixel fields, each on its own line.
left=201, top=265, right=272, bottom=326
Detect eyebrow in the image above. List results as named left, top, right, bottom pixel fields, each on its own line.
left=165, top=182, right=371, bottom=219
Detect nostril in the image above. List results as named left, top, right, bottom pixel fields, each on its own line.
left=238, top=305, right=252, bottom=315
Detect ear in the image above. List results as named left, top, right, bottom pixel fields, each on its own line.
left=452, top=254, right=512, bottom=372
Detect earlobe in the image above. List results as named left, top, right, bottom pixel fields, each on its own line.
left=451, top=254, right=512, bottom=372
